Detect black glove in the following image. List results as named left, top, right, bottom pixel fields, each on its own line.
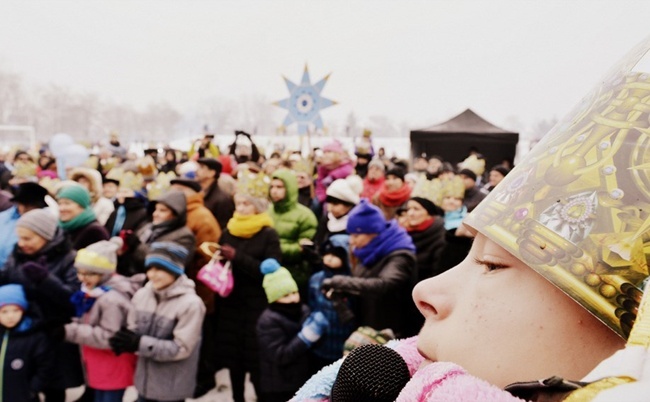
left=48, top=325, right=66, bottom=343
left=321, top=278, right=334, bottom=292
left=22, top=257, right=49, bottom=283
left=220, top=244, right=236, bottom=261
left=330, top=293, right=356, bottom=325
left=109, top=327, right=141, bottom=355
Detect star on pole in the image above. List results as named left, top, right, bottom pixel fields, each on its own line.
left=274, top=65, right=337, bottom=135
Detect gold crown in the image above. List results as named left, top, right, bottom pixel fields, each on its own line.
left=147, top=171, right=176, bottom=201
left=106, top=168, right=144, bottom=192
left=438, top=176, right=465, bottom=201
left=137, top=156, right=158, bottom=178
left=411, top=176, right=443, bottom=206
left=13, top=161, right=37, bottom=178
left=464, top=39, right=650, bottom=339
left=100, top=157, right=120, bottom=174
left=362, top=129, right=372, bottom=138
left=236, top=168, right=270, bottom=200
left=83, top=155, right=99, bottom=169
left=291, top=159, right=312, bottom=175
left=459, top=154, right=486, bottom=176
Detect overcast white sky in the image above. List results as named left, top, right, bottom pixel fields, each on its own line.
left=1, top=0, right=649, bottom=134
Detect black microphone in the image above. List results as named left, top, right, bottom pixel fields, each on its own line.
left=331, top=344, right=411, bottom=402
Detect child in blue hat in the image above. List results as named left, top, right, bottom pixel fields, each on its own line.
left=0, top=284, right=54, bottom=402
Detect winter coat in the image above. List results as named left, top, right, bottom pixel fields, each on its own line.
left=2, top=228, right=78, bottom=320
left=308, top=270, right=356, bottom=361
left=0, top=206, right=19, bottom=268
left=65, top=274, right=145, bottom=390
left=256, top=304, right=311, bottom=394
left=128, top=275, right=206, bottom=401
left=315, top=161, right=354, bottom=203
left=408, top=217, right=447, bottom=281
left=105, top=197, right=149, bottom=276
left=133, top=191, right=196, bottom=274
left=0, top=319, right=55, bottom=402
left=215, top=226, right=282, bottom=370
left=185, top=192, right=222, bottom=313
left=202, top=180, right=235, bottom=230
left=463, top=185, right=488, bottom=213
left=1, top=228, right=84, bottom=389
left=324, top=249, right=416, bottom=337
left=268, top=169, right=318, bottom=288
left=65, top=220, right=110, bottom=251
left=69, top=167, right=115, bottom=225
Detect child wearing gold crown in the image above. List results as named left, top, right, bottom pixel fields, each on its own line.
left=292, top=33, right=650, bottom=402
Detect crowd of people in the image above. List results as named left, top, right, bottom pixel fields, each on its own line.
left=0, top=130, right=511, bottom=402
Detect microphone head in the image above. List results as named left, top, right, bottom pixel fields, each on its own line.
left=331, top=344, right=411, bottom=402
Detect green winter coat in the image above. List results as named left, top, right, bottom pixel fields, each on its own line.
left=268, top=169, right=318, bottom=288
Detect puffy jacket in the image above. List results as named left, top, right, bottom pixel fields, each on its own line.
left=268, top=169, right=318, bottom=287
left=65, top=274, right=145, bottom=390
left=128, top=275, right=206, bottom=401
left=0, top=317, right=54, bottom=402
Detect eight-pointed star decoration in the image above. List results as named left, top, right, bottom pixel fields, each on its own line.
left=274, top=65, right=337, bottom=135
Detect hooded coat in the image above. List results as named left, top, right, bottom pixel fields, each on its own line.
left=268, top=169, right=318, bottom=288
left=69, top=167, right=115, bottom=225
left=133, top=191, right=196, bottom=274
left=65, top=274, right=145, bottom=390
left=128, top=275, right=206, bottom=401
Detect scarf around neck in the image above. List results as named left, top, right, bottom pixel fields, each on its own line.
left=70, top=284, right=111, bottom=317
left=60, top=207, right=97, bottom=232
left=378, top=184, right=412, bottom=207
left=227, top=212, right=274, bottom=238
left=353, top=220, right=415, bottom=267
left=327, top=212, right=349, bottom=234
left=406, top=216, right=435, bottom=233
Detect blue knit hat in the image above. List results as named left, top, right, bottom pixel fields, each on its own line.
left=346, top=199, right=386, bottom=234
left=57, top=184, right=91, bottom=209
left=145, top=241, right=189, bottom=277
left=0, top=284, right=28, bottom=311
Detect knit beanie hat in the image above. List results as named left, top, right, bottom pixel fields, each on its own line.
left=410, top=197, right=442, bottom=217
left=458, top=168, right=477, bottom=182
left=16, top=209, right=58, bottom=241
left=323, top=140, right=344, bottom=154
left=368, top=158, right=385, bottom=171
left=385, top=167, right=406, bottom=182
left=263, top=267, right=299, bottom=303
left=156, top=190, right=186, bottom=217
left=326, top=179, right=360, bottom=206
left=346, top=199, right=386, bottom=234
left=57, top=184, right=91, bottom=208
left=145, top=241, right=189, bottom=277
left=75, top=237, right=123, bottom=275
left=241, top=193, right=269, bottom=214
left=0, top=284, right=28, bottom=311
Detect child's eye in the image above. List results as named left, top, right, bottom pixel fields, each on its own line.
left=473, top=257, right=508, bottom=272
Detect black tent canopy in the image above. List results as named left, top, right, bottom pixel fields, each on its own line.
left=410, top=109, right=519, bottom=171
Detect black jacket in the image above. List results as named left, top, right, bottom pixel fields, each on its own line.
left=325, top=249, right=416, bottom=337
left=202, top=180, right=235, bottom=230
left=0, top=320, right=54, bottom=402
left=65, top=220, right=110, bottom=251
left=408, top=217, right=447, bottom=281
left=256, top=304, right=311, bottom=393
left=104, top=197, right=149, bottom=276
left=215, top=226, right=282, bottom=370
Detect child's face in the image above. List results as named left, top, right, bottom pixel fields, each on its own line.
left=77, top=270, right=103, bottom=289
left=413, top=232, right=625, bottom=388
left=0, top=305, right=24, bottom=329
left=323, top=254, right=343, bottom=269
left=276, top=292, right=300, bottom=304
left=146, top=266, right=177, bottom=290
